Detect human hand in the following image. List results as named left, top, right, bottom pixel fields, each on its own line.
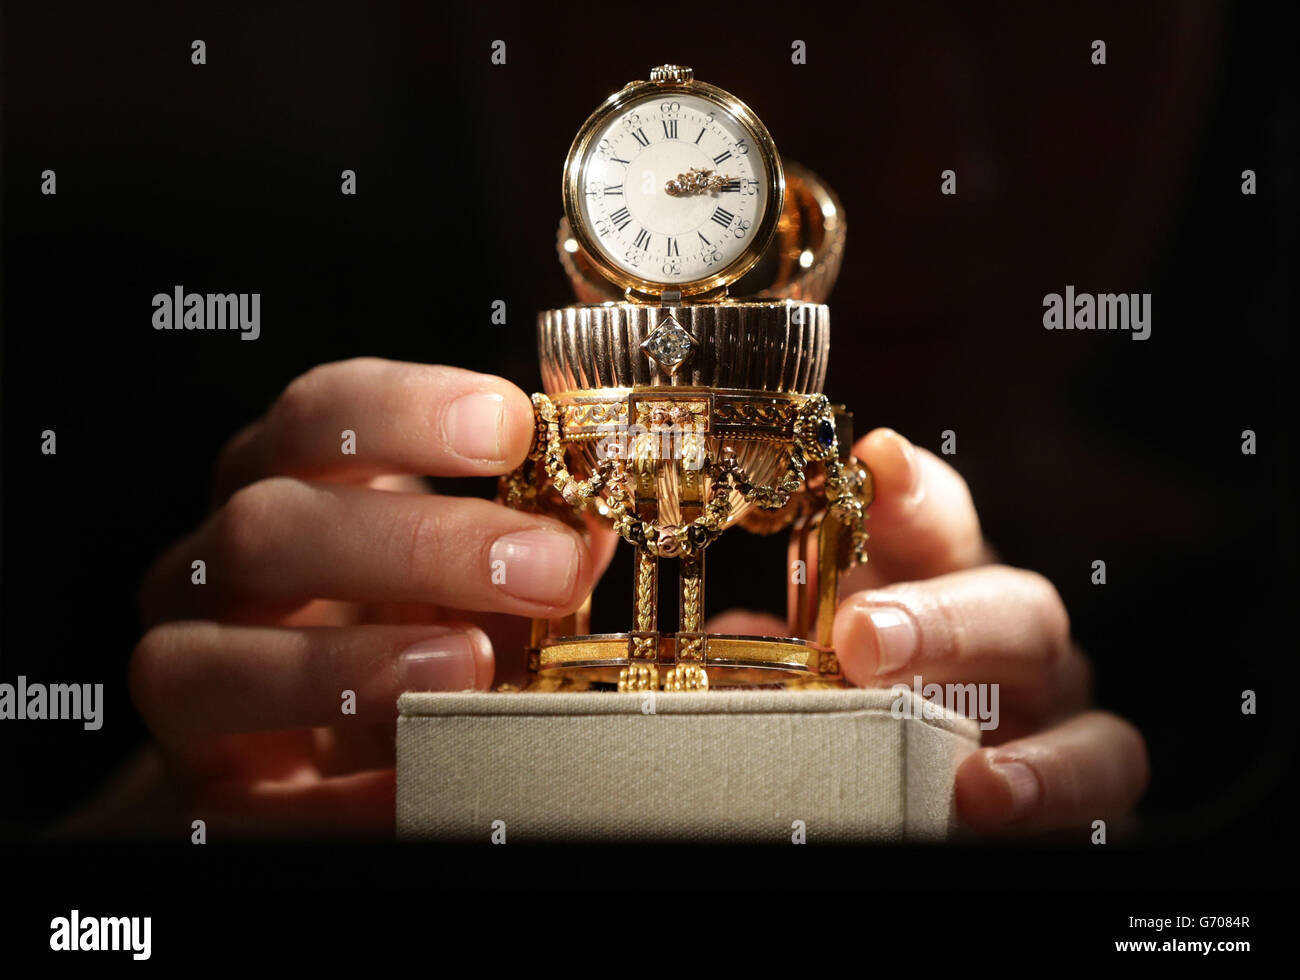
left=709, top=429, right=1149, bottom=836
left=127, top=358, right=613, bottom=837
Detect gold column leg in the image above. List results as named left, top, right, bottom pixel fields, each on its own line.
left=620, top=409, right=660, bottom=692
left=815, top=513, right=844, bottom=678
left=816, top=515, right=842, bottom=648
left=788, top=509, right=815, bottom=640
left=666, top=551, right=708, bottom=691
left=619, top=545, right=659, bottom=691
left=665, top=421, right=708, bottom=692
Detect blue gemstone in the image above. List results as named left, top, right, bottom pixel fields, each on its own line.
left=817, top=419, right=836, bottom=449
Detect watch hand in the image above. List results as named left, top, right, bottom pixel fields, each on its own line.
left=664, top=168, right=737, bottom=196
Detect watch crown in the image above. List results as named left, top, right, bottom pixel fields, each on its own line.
left=650, top=64, right=693, bottom=84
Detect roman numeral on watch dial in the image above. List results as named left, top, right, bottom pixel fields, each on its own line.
left=633, top=228, right=651, bottom=250
left=610, top=207, right=632, bottom=231
left=631, top=128, right=650, bottom=147
left=711, top=207, right=734, bottom=228
left=662, top=119, right=678, bottom=139
left=712, top=150, right=732, bottom=165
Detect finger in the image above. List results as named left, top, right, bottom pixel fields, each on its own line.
left=956, top=711, right=1149, bottom=833
left=139, top=480, right=596, bottom=624
left=213, top=358, right=537, bottom=501
left=192, top=768, right=395, bottom=839
left=833, top=566, right=1089, bottom=723
left=311, top=723, right=397, bottom=777
left=368, top=473, right=434, bottom=494
left=703, top=609, right=789, bottom=636
left=159, top=730, right=319, bottom=784
left=129, top=621, right=493, bottom=741
left=161, top=480, right=436, bottom=631
left=843, top=428, right=990, bottom=589
left=276, top=598, right=364, bottom=627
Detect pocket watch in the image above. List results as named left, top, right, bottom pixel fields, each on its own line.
left=562, top=65, right=785, bottom=302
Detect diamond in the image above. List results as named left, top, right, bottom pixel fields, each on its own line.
left=641, top=314, right=696, bottom=375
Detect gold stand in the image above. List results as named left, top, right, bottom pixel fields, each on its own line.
left=505, top=384, right=872, bottom=692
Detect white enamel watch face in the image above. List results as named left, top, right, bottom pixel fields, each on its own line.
left=567, top=82, right=780, bottom=295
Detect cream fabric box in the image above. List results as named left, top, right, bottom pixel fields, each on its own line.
left=396, top=687, right=980, bottom=843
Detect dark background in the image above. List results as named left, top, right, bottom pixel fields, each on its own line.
left=1, top=0, right=1295, bottom=888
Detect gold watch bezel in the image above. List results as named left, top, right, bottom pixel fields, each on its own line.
left=562, top=74, right=785, bottom=301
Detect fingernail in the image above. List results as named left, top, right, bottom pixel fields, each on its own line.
left=990, top=759, right=1040, bottom=821
left=489, top=529, right=580, bottom=605
left=445, top=391, right=505, bottom=461
left=862, top=604, right=918, bottom=675
left=398, top=633, right=478, bottom=691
